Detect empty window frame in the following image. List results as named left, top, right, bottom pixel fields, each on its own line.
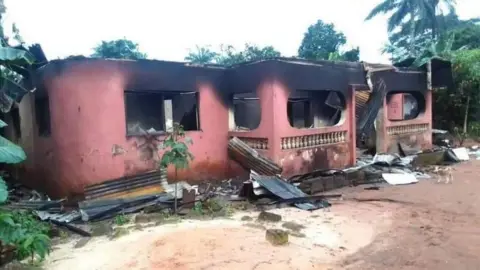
left=165, top=92, right=200, bottom=132
left=230, top=92, right=261, bottom=131
left=125, top=91, right=200, bottom=136
left=35, top=96, right=51, bottom=137
left=288, top=90, right=345, bottom=129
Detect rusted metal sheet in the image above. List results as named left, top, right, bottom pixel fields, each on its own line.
left=228, top=137, right=282, bottom=175
left=84, top=170, right=165, bottom=201
left=355, top=90, right=371, bottom=122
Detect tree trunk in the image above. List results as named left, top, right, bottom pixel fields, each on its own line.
left=463, top=95, right=470, bottom=134
left=174, top=168, right=178, bottom=214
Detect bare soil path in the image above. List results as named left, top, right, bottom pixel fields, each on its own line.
left=42, top=160, right=480, bottom=270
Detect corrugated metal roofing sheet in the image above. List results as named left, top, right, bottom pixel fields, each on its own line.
left=252, top=175, right=329, bottom=211
left=355, top=90, right=372, bottom=122
left=84, top=170, right=165, bottom=201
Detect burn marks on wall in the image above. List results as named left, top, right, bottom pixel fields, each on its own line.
left=287, top=90, right=346, bottom=129
left=125, top=91, right=200, bottom=136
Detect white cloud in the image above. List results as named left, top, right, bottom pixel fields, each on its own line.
left=3, top=0, right=478, bottom=64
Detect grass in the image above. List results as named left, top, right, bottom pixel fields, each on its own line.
left=114, top=214, right=129, bottom=226
left=189, top=198, right=234, bottom=218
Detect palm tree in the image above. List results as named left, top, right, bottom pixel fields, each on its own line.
left=365, top=0, right=456, bottom=40
left=184, top=45, right=218, bottom=64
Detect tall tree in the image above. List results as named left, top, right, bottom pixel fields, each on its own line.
left=365, top=0, right=456, bottom=43
left=453, top=49, right=480, bottom=133
left=185, top=45, right=217, bottom=64
left=451, top=23, right=480, bottom=50
left=92, top=38, right=147, bottom=60
left=341, top=47, right=360, bottom=62
left=383, top=14, right=478, bottom=62
left=215, top=44, right=281, bottom=65
left=298, top=20, right=346, bottom=60
left=298, top=20, right=360, bottom=61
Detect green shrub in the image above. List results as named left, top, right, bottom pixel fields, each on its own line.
left=0, top=119, right=51, bottom=263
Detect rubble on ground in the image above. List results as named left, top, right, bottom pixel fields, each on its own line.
left=265, top=229, right=289, bottom=246
left=1, top=133, right=478, bottom=266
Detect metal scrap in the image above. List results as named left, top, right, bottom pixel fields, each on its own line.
left=79, top=193, right=173, bottom=222
left=35, top=210, right=81, bottom=223
left=228, top=137, right=282, bottom=175
left=251, top=174, right=333, bottom=211
left=84, top=170, right=165, bottom=201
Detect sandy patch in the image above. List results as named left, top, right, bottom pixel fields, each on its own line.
left=43, top=202, right=392, bottom=270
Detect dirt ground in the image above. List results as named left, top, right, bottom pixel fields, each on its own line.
left=42, top=160, right=480, bottom=270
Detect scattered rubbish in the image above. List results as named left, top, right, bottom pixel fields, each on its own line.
left=382, top=173, right=418, bottom=185
left=162, top=181, right=193, bottom=199
left=49, top=220, right=91, bottom=237
left=35, top=210, right=81, bottom=223
left=228, top=137, right=282, bottom=175
left=412, top=150, right=449, bottom=166
left=451, top=147, right=470, bottom=161
left=4, top=199, right=64, bottom=212
left=79, top=193, right=173, bottom=222
left=432, top=129, right=453, bottom=147
left=252, top=175, right=331, bottom=211
left=398, top=143, right=422, bottom=157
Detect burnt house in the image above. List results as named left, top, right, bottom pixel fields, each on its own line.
left=6, top=57, right=448, bottom=198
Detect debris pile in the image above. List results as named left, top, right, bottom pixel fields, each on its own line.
left=1, top=133, right=476, bottom=251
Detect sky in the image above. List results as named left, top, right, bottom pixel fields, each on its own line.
left=3, top=0, right=479, bottom=64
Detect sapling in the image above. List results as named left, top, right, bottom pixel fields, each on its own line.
left=159, top=122, right=194, bottom=213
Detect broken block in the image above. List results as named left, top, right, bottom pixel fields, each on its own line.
left=265, top=229, right=289, bottom=246
left=258, top=211, right=282, bottom=222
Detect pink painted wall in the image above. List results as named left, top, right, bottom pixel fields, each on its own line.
left=229, top=79, right=356, bottom=178
left=34, top=60, right=229, bottom=198
left=378, top=90, right=432, bottom=153
left=387, top=93, right=404, bottom=121
left=272, top=81, right=356, bottom=177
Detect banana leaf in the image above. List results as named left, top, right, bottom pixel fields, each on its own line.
left=0, top=47, right=35, bottom=66
left=0, top=176, right=7, bottom=203
left=0, top=135, right=26, bottom=164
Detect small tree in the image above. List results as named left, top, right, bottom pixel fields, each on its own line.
left=160, top=123, right=194, bottom=174
left=159, top=123, right=194, bottom=212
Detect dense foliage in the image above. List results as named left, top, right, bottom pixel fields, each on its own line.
left=0, top=119, right=51, bottom=263
left=160, top=122, right=194, bottom=173
left=184, top=43, right=281, bottom=65
left=298, top=19, right=359, bottom=61
left=92, top=38, right=147, bottom=60
left=366, top=0, right=480, bottom=134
